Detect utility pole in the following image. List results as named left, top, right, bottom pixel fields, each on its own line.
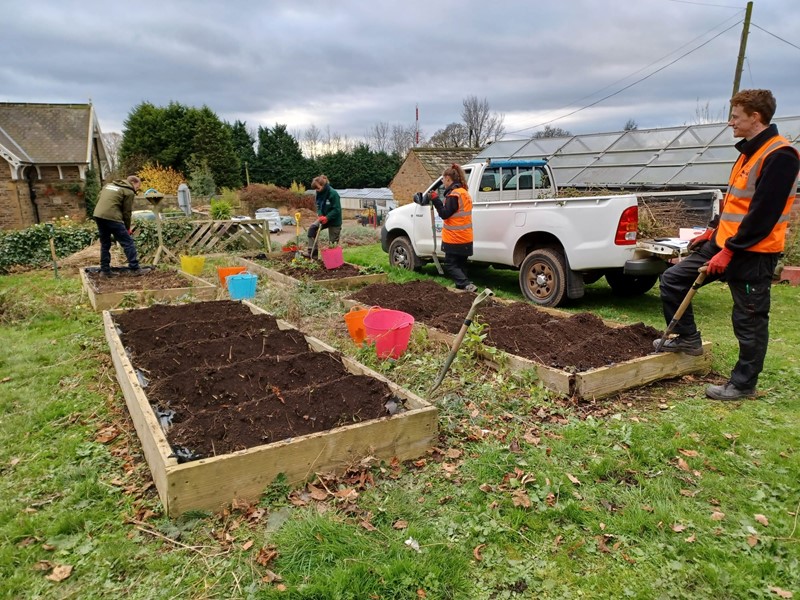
left=730, top=1, right=753, bottom=115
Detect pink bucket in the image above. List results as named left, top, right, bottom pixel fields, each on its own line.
left=363, top=309, right=414, bottom=359
left=322, top=246, right=344, bottom=269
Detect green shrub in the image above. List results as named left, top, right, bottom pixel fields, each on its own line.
left=782, top=211, right=800, bottom=266
left=0, top=222, right=97, bottom=272
left=210, top=199, right=233, bottom=220
left=132, top=219, right=195, bottom=257
left=84, top=168, right=101, bottom=217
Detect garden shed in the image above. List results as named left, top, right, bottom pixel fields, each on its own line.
left=389, top=147, right=476, bottom=206
left=0, top=102, right=110, bottom=230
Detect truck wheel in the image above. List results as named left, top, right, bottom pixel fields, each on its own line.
left=388, top=236, right=422, bottom=271
left=519, top=248, right=567, bottom=307
left=605, top=270, right=658, bottom=296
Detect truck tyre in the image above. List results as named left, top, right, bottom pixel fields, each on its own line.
left=605, top=270, right=658, bottom=297
left=388, top=236, right=422, bottom=271
left=519, top=248, right=567, bottom=307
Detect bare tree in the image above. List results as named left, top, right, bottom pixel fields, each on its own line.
left=428, top=122, right=469, bottom=148
left=692, top=99, right=727, bottom=124
left=532, top=125, right=572, bottom=139
left=461, top=96, right=505, bottom=148
left=367, top=121, right=390, bottom=153
left=303, top=124, right=322, bottom=158
left=101, top=132, right=123, bottom=172
left=390, top=124, right=416, bottom=157
left=624, top=119, right=638, bottom=131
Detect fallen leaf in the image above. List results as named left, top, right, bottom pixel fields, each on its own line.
left=256, top=547, right=278, bottom=566
left=417, top=589, right=427, bottom=598
left=671, top=524, right=687, bottom=533
left=307, top=484, right=328, bottom=501
left=360, top=520, right=377, bottom=532
left=33, top=560, right=52, bottom=571
left=523, top=431, right=541, bottom=445
left=393, top=520, right=408, bottom=530
left=676, top=458, right=690, bottom=471
left=747, top=534, right=759, bottom=547
left=679, top=489, right=698, bottom=497
left=566, top=473, right=582, bottom=486
left=509, top=438, right=521, bottom=453
left=755, top=514, right=769, bottom=527
left=710, top=511, right=725, bottom=521
left=445, top=448, right=462, bottom=459
left=275, top=584, right=287, bottom=591
left=685, top=534, right=696, bottom=543
left=769, top=586, right=793, bottom=599
left=1, top=376, right=11, bottom=383
left=678, top=449, right=699, bottom=457
left=479, top=483, right=493, bottom=493
left=95, top=426, right=119, bottom=444
left=641, top=505, right=654, bottom=513
left=261, top=569, right=282, bottom=583
left=473, top=543, right=485, bottom=561
left=9, top=457, right=20, bottom=467
left=512, top=489, right=531, bottom=508
left=46, top=564, right=73, bottom=582
left=242, top=540, right=254, bottom=551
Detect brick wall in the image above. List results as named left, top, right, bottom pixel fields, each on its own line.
left=0, top=164, right=88, bottom=230
left=389, top=154, right=434, bottom=206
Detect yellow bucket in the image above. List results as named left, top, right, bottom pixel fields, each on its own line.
left=180, top=255, right=205, bottom=275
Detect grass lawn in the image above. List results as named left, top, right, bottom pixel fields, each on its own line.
left=1, top=244, right=798, bottom=599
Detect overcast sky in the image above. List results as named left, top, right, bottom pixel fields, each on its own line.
left=2, top=0, right=799, bottom=143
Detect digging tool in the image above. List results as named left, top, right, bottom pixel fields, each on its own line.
left=294, top=212, right=302, bottom=259
left=309, top=223, right=323, bottom=259
left=429, top=287, right=494, bottom=394
left=654, top=266, right=707, bottom=353
left=429, top=202, right=445, bottom=275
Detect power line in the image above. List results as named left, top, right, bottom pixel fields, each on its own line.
left=507, top=19, right=742, bottom=135
left=508, top=11, right=744, bottom=133
left=751, top=22, right=800, bottom=53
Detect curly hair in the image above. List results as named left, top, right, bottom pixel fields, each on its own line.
left=731, top=89, right=776, bottom=124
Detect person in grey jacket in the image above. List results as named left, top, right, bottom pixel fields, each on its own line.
left=93, top=175, right=143, bottom=276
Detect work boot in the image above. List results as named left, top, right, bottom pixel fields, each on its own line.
left=129, top=267, right=148, bottom=276
left=99, top=270, right=118, bottom=278
left=652, top=332, right=703, bottom=356
left=464, top=283, right=478, bottom=293
left=705, top=382, right=756, bottom=401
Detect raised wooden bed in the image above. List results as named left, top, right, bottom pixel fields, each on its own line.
left=81, top=267, right=216, bottom=311
left=343, top=297, right=711, bottom=399
left=103, top=302, right=437, bottom=516
left=237, top=256, right=388, bottom=290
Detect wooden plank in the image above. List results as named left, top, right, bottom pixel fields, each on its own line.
left=575, top=341, right=713, bottom=399
left=102, top=312, right=176, bottom=510
left=106, top=299, right=437, bottom=516
left=81, top=268, right=216, bottom=311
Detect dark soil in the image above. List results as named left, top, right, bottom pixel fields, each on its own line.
left=247, top=253, right=369, bottom=280
left=114, top=300, right=400, bottom=460
left=349, top=281, right=662, bottom=372
left=86, top=267, right=191, bottom=293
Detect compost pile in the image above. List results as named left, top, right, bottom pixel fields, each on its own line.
left=114, top=301, right=400, bottom=461
left=349, top=281, right=662, bottom=372
left=247, top=253, right=366, bottom=280
left=87, top=268, right=189, bottom=293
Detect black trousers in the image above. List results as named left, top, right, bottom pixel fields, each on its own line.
left=95, top=217, right=139, bottom=271
left=444, top=253, right=471, bottom=288
left=658, top=242, right=776, bottom=389
left=307, top=222, right=341, bottom=257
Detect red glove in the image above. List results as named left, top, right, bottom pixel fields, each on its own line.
left=706, top=247, right=733, bottom=275
left=127, top=229, right=133, bottom=235
left=318, top=215, right=328, bottom=224
left=687, top=228, right=714, bottom=251
left=429, top=191, right=438, bottom=201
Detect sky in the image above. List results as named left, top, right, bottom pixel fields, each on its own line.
left=2, top=0, right=800, bottom=144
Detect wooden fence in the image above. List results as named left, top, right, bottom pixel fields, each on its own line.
left=136, top=219, right=273, bottom=261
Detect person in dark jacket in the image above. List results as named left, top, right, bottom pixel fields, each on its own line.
left=93, top=175, right=143, bottom=276
left=431, top=163, right=477, bottom=292
left=654, top=89, right=800, bottom=400
left=306, top=175, right=342, bottom=258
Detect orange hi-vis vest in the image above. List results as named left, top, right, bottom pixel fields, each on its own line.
left=442, top=187, right=473, bottom=245
left=715, top=134, right=799, bottom=253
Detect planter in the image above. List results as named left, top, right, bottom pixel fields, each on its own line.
left=238, top=255, right=388, bottom=290
left=103, top=301, right=437, bottom=516
left=80, top=267, right=216, bottom=311
left=777, top=265, right=800, bottom=286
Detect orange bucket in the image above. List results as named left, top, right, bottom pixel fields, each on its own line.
left=217, top=266, right=246, bottom=289
left=344, top=305, right=381, bottom=347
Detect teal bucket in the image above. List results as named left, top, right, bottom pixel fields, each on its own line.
left=227, top=273, right=257, bottom=300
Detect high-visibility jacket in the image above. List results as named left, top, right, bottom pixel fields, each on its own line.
left=715, top=134, right=798, bottom=253
left=441, top=187, right=473, bottom=245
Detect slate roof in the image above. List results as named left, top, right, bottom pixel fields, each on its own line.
left=0, top=103, right=94, bottom=164
left=411, top=147, right=478, bottom=178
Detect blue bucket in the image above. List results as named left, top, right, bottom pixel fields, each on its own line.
left=227, top=273, right=257, bottom=300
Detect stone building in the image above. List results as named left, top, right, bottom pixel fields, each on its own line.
left=389, top=148, right=477, bottom=206
left=0, top=102, right=110, bottom=230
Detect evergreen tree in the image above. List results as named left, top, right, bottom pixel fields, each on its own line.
left=191, top=106, right=241, bottom=189
left=229, top=120, right=256, bottom=185
left=253, top=124, right=310, bottom=187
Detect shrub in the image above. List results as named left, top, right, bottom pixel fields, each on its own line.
left=210, top=199, right=233, bottom=220
left=0, top=222, right=97, bottom=272
left=782, top=210, right=800, bottom=266
left=84, top=168, right=101, bottom=217
left=218, top=187, right=240, bottom=207
left=290, top=180, right=306, bottom=194
left=137, top=163, right=186, bottom=196
left=132, top=219, right=195, bottom=258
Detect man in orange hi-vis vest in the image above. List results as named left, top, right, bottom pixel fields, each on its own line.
left=654, top=89, right=799, bottom=400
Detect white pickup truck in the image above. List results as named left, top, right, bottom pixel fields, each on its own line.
left=381, top=158, right=720, bottom=307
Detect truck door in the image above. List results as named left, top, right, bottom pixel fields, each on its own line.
left=414, top=177, right=446, bottom=256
